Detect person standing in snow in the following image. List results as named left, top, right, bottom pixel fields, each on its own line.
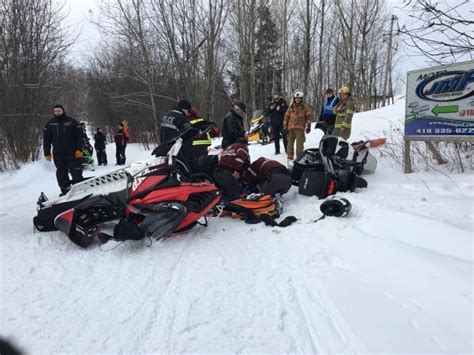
left=94, top=128, right=108, bottom=166
left=332, top=86, right=355, bottom=140
left=160, top=100, right=196, bottom=162
left=79, top=122, right=90, bottom=144
left=214, top=138, right=250, bottom=202
left=43, top=104, right=84, bottom=194
left=114, top=122, right=129, bottom=165
left=242, top=157, right=292, bottom=196
left=221, top=102, right=247, bottom=149
left=283, top=91, right=312, bottom=163
left=317, top=88, right=340, bottom=134
left=267, top=91, right=288, bottom=155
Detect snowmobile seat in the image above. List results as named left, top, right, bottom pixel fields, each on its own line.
left=298, top=170, right=336, bottom=199
left=108, top=188, right=129, bottom=207
left=291, top=148, right=325, bottom=186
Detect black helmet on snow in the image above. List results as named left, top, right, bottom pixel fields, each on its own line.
left=320, top=196, right=351, bottom=217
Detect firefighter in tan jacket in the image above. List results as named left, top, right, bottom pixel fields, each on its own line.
left=332, top=86, right=355, bottom=140
left=283, top=91, right=312, bottom=161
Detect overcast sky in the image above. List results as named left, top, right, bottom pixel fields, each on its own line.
left=64, top=0, right=455, bottom=89
left=64, top=0, right=100, bottom=66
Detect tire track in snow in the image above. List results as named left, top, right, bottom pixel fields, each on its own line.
left=351, top=225, right=472, bottom=264
left=131, top=233, right=197, bottom=352
left=275, top=274, right=365, bottom=354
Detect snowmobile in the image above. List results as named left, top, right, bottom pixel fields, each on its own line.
left=81, top=142, right=95, bottom=171
left=34, top=127, right=221, bottom=248
left=292, top=135, right=386, bottom=198
left=248, top=114, right=273, bottom=145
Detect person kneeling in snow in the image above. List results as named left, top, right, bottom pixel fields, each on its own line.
left=214, top=138, right=250, bottom=202
left=242, top=157, right=292, bottom=196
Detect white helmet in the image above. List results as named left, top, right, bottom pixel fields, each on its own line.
left=293, top=91, right=304, bottom=98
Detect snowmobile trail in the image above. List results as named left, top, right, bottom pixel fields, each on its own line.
left=1, top=97, right=473, bottom=354
left=275, top=275, right=365, bottom=354
left=351, top=224, right=472, bottom=264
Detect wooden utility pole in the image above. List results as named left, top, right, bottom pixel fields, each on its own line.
left=382, top=15, right=396, bottom=107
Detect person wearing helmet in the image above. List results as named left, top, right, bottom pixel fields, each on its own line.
left=333, top=86, right=355, bottom=140
left=283, top=91, right=312, bottom=162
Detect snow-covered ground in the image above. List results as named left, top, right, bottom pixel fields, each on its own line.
left=1, top=99, right=472, bottom=354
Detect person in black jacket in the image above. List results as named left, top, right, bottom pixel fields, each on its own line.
left=94, top=127, right=108, bottom=166
left=114, top=123, right=129, bottom=165
left=221, top=102, right=247, bottom=149
left=43, top=104, right=84, bottom=194
left=160, top=100, right=196, bottom=162
left=267, top=92, right=288, bottom=155
left=79, top=122, right=90, bottom=144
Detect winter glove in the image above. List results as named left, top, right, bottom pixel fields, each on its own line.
left=45, top=155, right=52, bottom=162
left=74, top=150, right=84, bottom=158
left=305, top=126, right=311, bottom=134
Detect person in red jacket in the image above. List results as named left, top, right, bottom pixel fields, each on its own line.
left=242, top=157, right=292, bottom=196
left=214, top=138, right=250, bottom=202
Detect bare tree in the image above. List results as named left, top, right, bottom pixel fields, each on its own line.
left=0, top=0, right=75, bottom=169
left=398, top=0, right=474, bottom=63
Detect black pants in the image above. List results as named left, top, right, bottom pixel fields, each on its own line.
left=271, top=124, right=287, bottom=154
left=53, top=155, right=83, bottom=193
left=318, top=115, right=336, bottom=134
left=260, top=172, right=292, bottom=196
left=116, top=145, right=126, bottom=165
left=214, top=169, right=241, bottom=202
left=96, top=149, right=108, bottom=165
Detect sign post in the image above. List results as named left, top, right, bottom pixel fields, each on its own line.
left=404, top=60, right=474, bottom=173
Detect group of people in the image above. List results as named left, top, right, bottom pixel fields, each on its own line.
left=264, top=86, right=355, bottom=163
left=43, top=85, right=354, bottom=197
left=43, top=104, right=130, bottom=194
left=158, top=99, right=292, bottom=202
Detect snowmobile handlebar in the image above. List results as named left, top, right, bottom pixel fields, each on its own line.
left=152, top=124, right=213, bottom=157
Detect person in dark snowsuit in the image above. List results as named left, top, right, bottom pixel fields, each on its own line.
left=114, top=123, right=129, bottom=165
left=214, top=138, right=250, bottom=202
left=242, top=157, right=292, bottom=196
left=221, top=102, right=247, bottom=149
left=43, top=104, right=84, bottom=194
left=317, top=88, right=340, bottom=134
left=159, top=100, right=196, bottom=162
left=267, top=92, right=288, bottom=155
left=188, top=107, right=219, bottom=159
left=94, top=127, right=108, bottom=166
left=79, top=122, right=90, bottom=145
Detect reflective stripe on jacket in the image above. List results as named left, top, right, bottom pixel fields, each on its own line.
left=190, top=118, right=212, bottom=146
left=333, top=99, right=355, bottom=140
left=322, top=97, right=339, bottom=116
left=283, top=103, right=312, bottom=130
left=218, top=143, right=250, bottom=172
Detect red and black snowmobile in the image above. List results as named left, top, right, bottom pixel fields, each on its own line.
left=35, top=128, right=221, bottom=248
